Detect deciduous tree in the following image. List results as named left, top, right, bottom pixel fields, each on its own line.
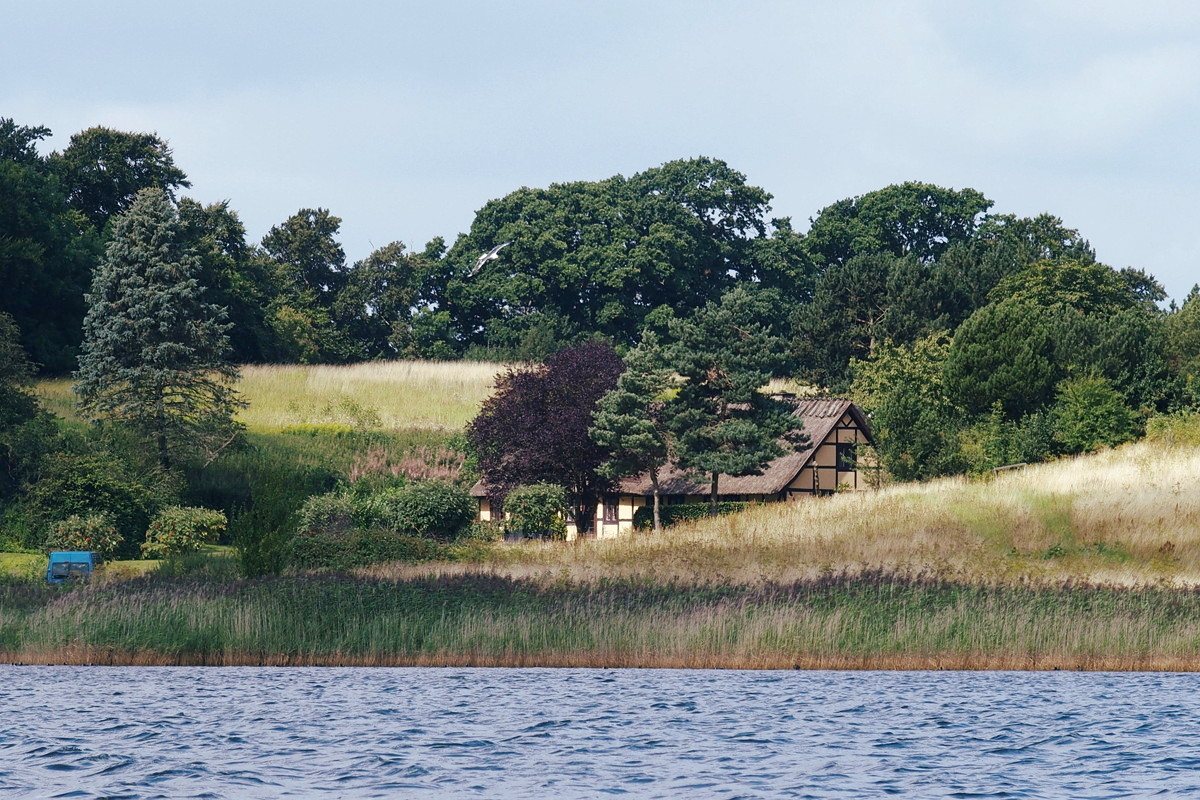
left=50, top=126, right=189, bottom=231
left=466, top=341, right=624, bottom=532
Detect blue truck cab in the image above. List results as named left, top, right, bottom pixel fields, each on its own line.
left=46, top=551, right=99, bottom=584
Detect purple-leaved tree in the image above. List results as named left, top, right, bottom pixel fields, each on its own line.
left=467, top=341, right=624, bottom=533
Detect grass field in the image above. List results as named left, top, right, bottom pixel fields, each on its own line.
left=387, top=431, right=1200, bottom=588
left=35, top=360, right=506, bottom=432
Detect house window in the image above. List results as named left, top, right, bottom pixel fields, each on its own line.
left=836, top=442, right=856, bottom=472
left=603, top=496, right=619, bottom=524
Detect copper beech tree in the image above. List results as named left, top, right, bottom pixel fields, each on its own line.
left=466, top=341, right=624, bottom=533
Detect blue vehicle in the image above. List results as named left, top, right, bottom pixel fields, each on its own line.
left=46, top=551, right=99, bottom=584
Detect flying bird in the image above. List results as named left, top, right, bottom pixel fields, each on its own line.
left=469, top=241, right=512, bottom=277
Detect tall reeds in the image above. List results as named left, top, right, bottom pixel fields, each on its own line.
left=6, top=568, right=1200, bottom=670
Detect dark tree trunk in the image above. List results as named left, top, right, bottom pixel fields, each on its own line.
left=155, top=390, right=170, bottom=470
left=709, top=471, right=719, bottom=517
left=650, top=468, right=662, bottom=535
left=575, top=498, right=598, bottom=534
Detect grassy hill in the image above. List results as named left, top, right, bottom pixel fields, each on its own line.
left=15, top=363, right=1200, bottom=669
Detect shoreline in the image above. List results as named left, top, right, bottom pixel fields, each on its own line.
left=3, top=649, right=1198, bottom=671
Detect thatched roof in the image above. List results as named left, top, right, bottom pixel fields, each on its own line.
left=617, top=398, right=871, bottom=497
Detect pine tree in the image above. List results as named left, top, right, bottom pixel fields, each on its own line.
left=590, top=333, right=678, bottom=534
left=75, top=188, right=242, bottom=470
left=668, top=287, right=804, bottom=515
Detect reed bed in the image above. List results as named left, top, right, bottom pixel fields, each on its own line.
left=4, top=570, right=1200, bottom=670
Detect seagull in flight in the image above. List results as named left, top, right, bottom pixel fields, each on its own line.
left=469, top=241, right=512, bottom=277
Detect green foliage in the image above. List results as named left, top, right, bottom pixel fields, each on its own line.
left=957, top=406, right=1057, bottom=474
left=1052, top=375, right=1140, bottom=454
left=990, top=258, right=1147, bottom=314
left=261, top=208, right=355, bottom=363
left=142, top=506, right=228, bottom=558
left=669, top=287, right=802, bottom=510
left=74, top=188, right=243, bottom=470
left=177, top=198, right=277, bottom=363
left=44, top=512, right=122, bottom=557
left=231, top=468, right=299, bottom=578
left=297, top=491, right=357, bottom=536
left=23, top=452, right=157, bottom=555
left=850, top=333, right=966, bottom=481
left=803, top=182, right=992, bottom=269
left=49, top=126, right=190, bottom=230
left=591, top=333, right=677, bottom=532
left=440, top=157, right=799, bottom=356
left=1144, top=412, right=1200, bottom=448
left=298, top=480, right=473, bottom=543
left=0, top=119, right=101, bottom=373
left=289, top=529, right=445, bottom=570
left=503, top=483, right=568, bottom=540
left=1166, top=286, right=1200, bottom=389
left=378, top=480, right=475, bottom=542
left=945, top=299, right=1057, bottom=418
left=632, top=501, right=751, bottom=530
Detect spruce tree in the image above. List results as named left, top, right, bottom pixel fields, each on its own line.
left=75, top=188, right=242, bottom=469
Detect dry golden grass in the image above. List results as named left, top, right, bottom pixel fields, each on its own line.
left=371, top=438, right=1200, bottom=587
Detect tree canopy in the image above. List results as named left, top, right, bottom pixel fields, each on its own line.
left=74, top=189, right=242, bottom=470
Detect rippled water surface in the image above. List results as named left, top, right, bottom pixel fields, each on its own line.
left=3, top=667, right=1200, bottom=798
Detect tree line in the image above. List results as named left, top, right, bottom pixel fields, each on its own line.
left=4, top=114, right=1200, bottom=510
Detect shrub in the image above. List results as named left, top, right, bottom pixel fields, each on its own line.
left=358, top=480, right=474, bottom=542
left=289, top=529, right=444, bottom=570
left=297, top=491, right=357, bottom=536
left=1053, top=375, right=1140, bottom=454
left=503, top=483, right=567, bottom=540
left=632, top=501, right=751, bottom=530
left=1145, top=412, right=1200, bottom=448
left=45, top=513, right=123, bottom=558
left=141, top=506, right=228, bottom=558
left=22, top=452, right=156, bottom=556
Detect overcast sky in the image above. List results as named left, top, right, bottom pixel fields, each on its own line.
left=6, top=0, right=1198, bottom=300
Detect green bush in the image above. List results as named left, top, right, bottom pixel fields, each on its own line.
left=22, top=452, right=157, bottom=556
left=503, top=483, right=567, bottom=540
left=289, top=529, right=445, bottom=570
left=44, top=513, right=123, bottom=558
left=297, top=491, right=357, bottom=536
left=632, top=501, right=751, bottom=530
left=461, top=521, right=503, bottom=543
left=1053, top=375, right=1140, bottom=454
left=142, top=506, right=227, bottom=558
left=1145, top=412, right=1200, bottom=448
left=364, top=481, right=474, bottom=542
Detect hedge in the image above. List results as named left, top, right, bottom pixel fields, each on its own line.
left=632, top=501, right=752, bottom=530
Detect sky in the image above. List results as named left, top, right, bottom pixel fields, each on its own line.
left=5, top=0, right=1199, bottom=300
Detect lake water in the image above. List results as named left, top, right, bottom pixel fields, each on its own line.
left=2, top=667, right=1199, bottom=798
